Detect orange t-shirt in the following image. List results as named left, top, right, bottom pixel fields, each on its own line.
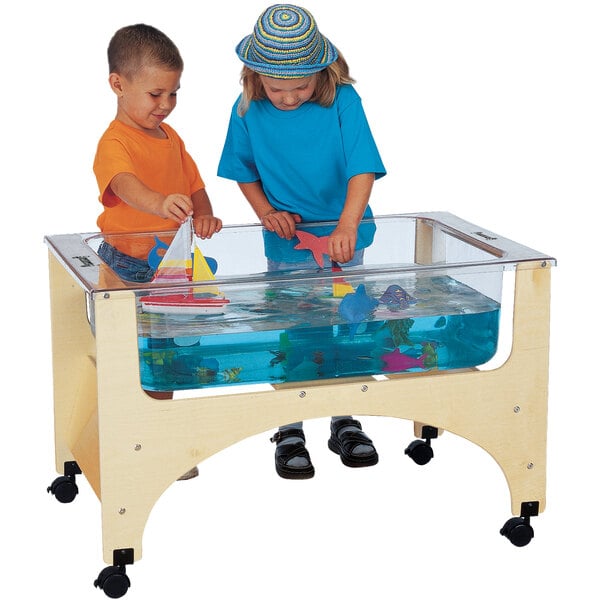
left=94, top=120, right=205, bottom=234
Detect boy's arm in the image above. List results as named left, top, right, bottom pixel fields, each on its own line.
left=109, top=172, right=193, bottom=223
left=191, top=188, right=222, bottom=239
left=239, top=181, right=300, bottom=240
left=329, top=172, right=375, bottom=263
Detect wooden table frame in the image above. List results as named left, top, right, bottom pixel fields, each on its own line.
left=47, top=217, right=552, bottom=569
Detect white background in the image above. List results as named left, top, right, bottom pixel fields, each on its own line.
left=3, top=1, right=598, bottom=598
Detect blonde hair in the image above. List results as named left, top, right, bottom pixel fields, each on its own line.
left=237, top=51, right=355, bottom=116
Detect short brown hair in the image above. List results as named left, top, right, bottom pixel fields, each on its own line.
left=237, top=50, right=355, bottom=116
left=107, top=24, right=183, bottom=78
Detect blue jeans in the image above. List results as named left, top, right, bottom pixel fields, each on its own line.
left=97, top=242, right=155, bottom=283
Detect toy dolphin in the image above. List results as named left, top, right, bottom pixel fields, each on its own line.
left=338, top=284, right=379, bottom=338
left=294, top=230, right=330, bottom=268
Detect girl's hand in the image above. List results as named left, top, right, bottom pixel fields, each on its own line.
left=193, top=215, right=223, bottom=239
left=260, top=210, right=302, bottom=240
left=328, top=225, right=357, bottom=264
left=162, top=193, right=194, bottom=223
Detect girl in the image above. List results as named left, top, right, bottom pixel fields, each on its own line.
left=218, top=4, right=386, bottom=479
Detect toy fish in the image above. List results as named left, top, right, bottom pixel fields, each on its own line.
left=294, top=230, right=330, bottom=268
left=297, top=299, right=321, bottom=310
left=195, top=366, right=218, bottom=385
left=193, top=357, right=219, bottom=383
left=381, top=348, right=426, bottom=372
left=221, top=367, right=242, bottom=383
left=147, top=236, right=169, bottom=270
left=378, top=284, right=418, bottom=309
left=312, top=350, right=324, bottom=365
left=269, top=351, right=286, bottom=367
left=338, top=284, right=379, bottom=338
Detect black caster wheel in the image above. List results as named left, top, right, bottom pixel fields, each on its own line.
left=47, top=475, right=79, bottom=503
left=500, top=516, right=534, bottom=547
left=94, top=566, right=131, bottom=598
left=47, top=461, right=81, bottom=503
left=404, top=439, right=434, bottom=465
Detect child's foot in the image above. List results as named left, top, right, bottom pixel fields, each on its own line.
left=177, top=466, right=199, bottom=480
left=328, top=418, right=378, bottom=467
left=270, top=428, right=315, bottom=479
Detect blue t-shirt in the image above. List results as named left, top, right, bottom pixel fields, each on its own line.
left=218, top=84, right=386, bottom=262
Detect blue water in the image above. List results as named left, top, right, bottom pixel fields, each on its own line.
left=137, top=276, right=500, bottom=391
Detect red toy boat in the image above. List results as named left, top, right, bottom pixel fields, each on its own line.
left=140, top=293, right=230, bottom=315
left=139, top=218, right=229, bottom=316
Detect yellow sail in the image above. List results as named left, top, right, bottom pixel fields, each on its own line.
left=193, top=244, right=221, bottom=295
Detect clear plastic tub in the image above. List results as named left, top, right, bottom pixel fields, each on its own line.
left=45, top=212, right=555, bottom=392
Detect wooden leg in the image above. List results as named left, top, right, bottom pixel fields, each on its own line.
left=48, top=253, right=97, bottom=478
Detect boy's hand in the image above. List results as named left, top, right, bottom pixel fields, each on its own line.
left=162, top=193, right=194, bottom=223
left=328, top=225, right=357, bottom=264
left=261, top=210, right=302, bottom=240
left=193, top=215, right=223, bottom=239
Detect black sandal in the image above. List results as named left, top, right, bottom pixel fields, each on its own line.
left=270, top=428, right=315, bottom=480
left=328, top=418, right=379, bottom=468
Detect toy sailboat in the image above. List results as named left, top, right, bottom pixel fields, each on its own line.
left=139, top=218, right=230, bottom=315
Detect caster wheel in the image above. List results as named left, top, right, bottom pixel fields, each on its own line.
left=500, top=517, right=534, bottom=547
left=404, top=439, right=434, bottom=465
left=47, top=475, right=79, bottom=503
left=94, top=566, right=131, bottom=598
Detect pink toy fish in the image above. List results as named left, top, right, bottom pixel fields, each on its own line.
left=381, top=348, right=426, bottom=372
left=294, top=230, right=330, bottom=268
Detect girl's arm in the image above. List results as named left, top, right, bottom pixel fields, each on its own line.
left=329, top=172, right=375, bottom=263
left=238, top=181, right=301, bottom=240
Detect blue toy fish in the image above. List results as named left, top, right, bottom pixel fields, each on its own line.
left=378, top=284, right=418, bottom=309
left=147, top=234, right=218, bottom=273
left=147, top=236, right=169, bottom=270
left=338, top=284, right=379, bottom=338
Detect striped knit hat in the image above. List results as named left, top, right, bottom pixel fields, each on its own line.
left=236, top=4, right=338, bottom=78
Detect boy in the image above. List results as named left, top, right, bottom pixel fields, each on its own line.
left=94, top=24, right=220, bottom=479
left=94, top=23, right=221, bottom=283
